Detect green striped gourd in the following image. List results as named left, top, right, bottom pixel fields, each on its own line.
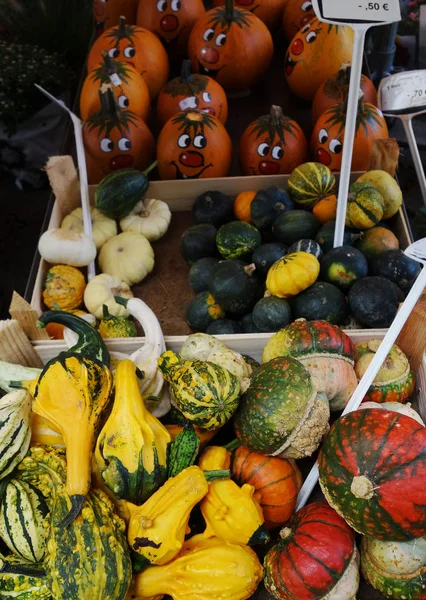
left=168, top=422, right=200, bottom=478
left=0, top=480, right=49, bottom=562
left=288, top=162, right=336, bottom=208
left=158, top=351, right=241, bottom=431
left=0, top=554, right=50, bottom=599
left=45, top=488, right=131, bottom=600
left=0, top=390, right=32, bottom=480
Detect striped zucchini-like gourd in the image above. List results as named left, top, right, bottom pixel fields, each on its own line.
left=168, top=422, right=200, bottom=478
left=0, top=554, right=50, bottom=599
left=288, top=239, right=323, bottom=260
left=288, top=162, right=335, bottom=208
left=0, top=479, right=49, bottom=562
left=45, top=488, right=132, bottom=600
left=0, top=390, right=32, bottom=480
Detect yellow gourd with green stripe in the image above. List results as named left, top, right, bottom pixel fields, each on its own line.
left=266, top=252, right=320, bottom=299
left=345, top=182, right=384, bottom=230
left=288, top=162, right=336, bottom=209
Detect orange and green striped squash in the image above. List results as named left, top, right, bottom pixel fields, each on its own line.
left=288, top=162, right=335, bottom=209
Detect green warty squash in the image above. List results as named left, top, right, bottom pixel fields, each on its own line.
left=0, top=554, right=51, bottom=599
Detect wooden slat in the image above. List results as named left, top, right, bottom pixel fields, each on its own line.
left=9, top=292, right=50, bottom=341
left=0, top=320, right=44, bottom=367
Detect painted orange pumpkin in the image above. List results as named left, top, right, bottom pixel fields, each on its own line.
left=157, top=110, right=232, bottom=180
left=80, top=52, right=150, bottom=122
left=137, top=0, right=205, bottom=56
left=281, top=0, right=315, bottom=39
left=239, top=105, right=308, bottom=176
left=312, top=63, right=378, bottom=124
left=88, top=16, right=169, bottom=99
left=94, top=0, right=138, bottom=33
left=311, top=99, right=389, bottom=172
left=157, top=60, right=228, bottom=126
left=188, top=0, right=274, bottom=91
left=83, top=87, right=155, bottom=184
left=213, top=0, right=287, bottom=30
left=285, top=19, right=354, bottom=101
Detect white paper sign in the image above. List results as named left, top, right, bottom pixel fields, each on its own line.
left=179, top=96, right=198, bottom=111
left=379, top=70, right=426, bottom=114
left=320, top=0, right=401, bottom=23
left=110, top=73, right=122, bottom=87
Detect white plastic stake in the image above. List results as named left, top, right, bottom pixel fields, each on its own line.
left=35, top=84, right=96, bottom=281
left=311, top=0, right=401, bottom=248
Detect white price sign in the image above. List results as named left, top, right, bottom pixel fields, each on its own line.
left=320, top=0, right=401, bottom=23
left=109, top=73, right=122, bottom=87
left=379, top=70, right=426, bottom=115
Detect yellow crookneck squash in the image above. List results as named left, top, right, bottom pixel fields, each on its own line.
left=21, top=311, right=113, bottom=526
left=95, top=359, right=171, bottom=505
left=198, top=446, right=270, bottom=547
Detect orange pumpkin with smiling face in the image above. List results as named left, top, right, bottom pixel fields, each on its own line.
left=94, top=0, right=138, bottom=34
left=239, top=105, right=308, bottom=176
left=137, top=0, right=205, bottom=56
left=188, top=0, right=274, bottom=91
left=311, top=99, right=389, bottom=172
left=157, top=60, right=228, bottom=126
left=88, top=16, right=169, bottom=99
left=157, top=110, right=232, bottom=180
left=83, top=87, right=155, bottom=184
left=281, top=0, right=315, bottom=39
left=285, top=18, right=354, bottom=101
left=212, top=0, right=287, bottom=30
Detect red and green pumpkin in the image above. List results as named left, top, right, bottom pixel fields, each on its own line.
left=93, top=0, right=138, bottom=34
left=213, top=0, right=287, bottom=30
left=284, top=19, right=354, bottom=101
left=157, top=60, right=228, bottom=126
left=188, top=0, right=274, bottom=91
left=264, top=502, right=358, bottom=600
left=281, top=0, right=315, bottom=40
left=319, top=408, right=426, bottom=541
left=83, top=87, right=155, bottom=184
left=239, top=105, right=308, bottom=176
left=88, top=16, right=169, bottom=98
left=311, top=98, right=389, bottom=172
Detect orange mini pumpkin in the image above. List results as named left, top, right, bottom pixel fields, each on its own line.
left=234, top=191, right=256, bottom=221
left=311, top=98, right=389, bottom=172
left=239, top=105, right=308, bottom=176
left=80, top=52, right=150, bottom=122
left=213, top=0, right=286, bottom=30
left=94, top=0, right=138, bottom=33
left=188, top=0, right=274, bottom=92
left=312, top=63, right=378, bottom=124
left=281, top=0, right=315, bottom=39
left=157, top=60, right=228, bottom=126
left=285, top=18, right=354, bottom=101
left=83, top=86, right=155, bottom=184
left=157, top=110, right=232, bottom=180
left=137, top=0, right=205, bottom=56
left=88, top=16, right=169, bottom=99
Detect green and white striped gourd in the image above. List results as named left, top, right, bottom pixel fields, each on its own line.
left=0, top=553, right=50, bottom=599
left=0, top=479, right=49, bottom=562
left=0, top=390, right=32, bottom=480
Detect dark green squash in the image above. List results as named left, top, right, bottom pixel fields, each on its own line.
left=209, top=260, right=264, bottom=316
left=348, top=276, right=400, bottom=328
left=250, top=187, right=294, bottom=232
left=354, top=226, right=399, bottom=263
left=291, top=282, right=348, bottom=325
left=186, top=291, right=225, bottom=332
left=252, top=243, right=288, bottom=277
left=315, top=221, right=361, bottom=253
left=167, top=422, right=200, bottom=478
left=371, top=249, right=421, bottom=292
left=240, top=313, right=264, bottom=333
left=189, top=257, right=220, bottom=293
left=320, top=246, right=368, bottom=291
left=216, top=221, right=262, bottom=261
left=180, top=224, right=218, bottom=264
left=206, top=319, right=242, bottom=335
left=288, top=239, right=323, bottom=260
left=192, top=191, right=234, bottom=227
left=242, top=355, right=261, bottom=370
left=273, top=210, right=320, bottom=246
left=252, top=297, right=292, bottom=332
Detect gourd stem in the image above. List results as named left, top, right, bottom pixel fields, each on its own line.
left=58, top=494, right=86, bottom=528
left=102, top=50, right=117, bottom=76
left=244, top=264, right=257, bottom=277
left=180, top=59, right=193, bottom=83
left=270, top=105, right=284, bottom=129
left=114, top=295, right=129, bottom=307
left=204, top=469, right=231, bottom=482
left=224, top=438, right=240, bottom=452
left=224, top=0, right=235, bottom=23
left=102, top=304, right=110, bottom=319
left=118, top=15, right=127, bottom=39
left=99, top=85, right=119, bottom=120
left=143, top=160, right=158, bottom=177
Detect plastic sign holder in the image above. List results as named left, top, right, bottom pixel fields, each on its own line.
left=379, top=70, right=426, bottom=204
left=35, top=84, right=96, bottom=281
left=311, top=0, right=401, bottom=248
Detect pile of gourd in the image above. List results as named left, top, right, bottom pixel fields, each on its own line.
left=183, top=161, right=420, bottom=333
left=0, top=311, right=424, bottom=600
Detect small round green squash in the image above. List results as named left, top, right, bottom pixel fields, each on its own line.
left=206, top=319, right=242, bottom=335
left=273, top=210, right=320, bottom=246
left=320, top=246, right=368, bottom=291
left=291, top=281, right=348, bottom=325
left=288, top=239, right=323, bottom=260
left=348, top=276, right=400, bottom=328
left=252, top=297, right=292, bottom=332
left=371, top=249, right=421, bottom=292
left=252, top=243, right=288, bottom=277
left=186, top=291, right=225, bottom=332
left=250, top=187, right=294, bottom=232
left=216, top=221, right=262, bottom=261
left=209, top=260, right=264, bottom=316
left=180, top=224, right=218, bottom=264
left=192, top=191, right=234, bottom=227
left=316, top=221, right=361, bottom=253
left=189, top=257, right=219, bottom=293
left=240, top=313, right=264, bottom=333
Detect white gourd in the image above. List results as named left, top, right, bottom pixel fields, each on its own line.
left=99, top=232, right=155, bottom=286
left=38, top=229, right=96, bottom=267
left=120, top=198, right=172, bottom=242
left=359, top=401, right=424, bottom=425
left=61, top=207, right=117, bottom=250
left=83, top=274, right=133, bottom=319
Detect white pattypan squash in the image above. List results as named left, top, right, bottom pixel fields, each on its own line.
left=99, top=231, right=155, bottom=286
left=61, top=207, right=117, bottom=250
left=84, top=273, right=133, bottom=319
left=120, top=198, right=172, bottom=242
left=38, top=228, right=96, bottom=267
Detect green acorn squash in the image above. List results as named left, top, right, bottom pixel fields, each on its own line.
left=371, top=249, right=421, bottom=292
left=209, top=260, right=264, bottom=316
left=252, top=243, right=288, bottom=277
left=348, top=276, right=400, bottom=328
left=291, top=282, right=349, bottom=325
left=315, top=220, right=361, bottom=253
left=250, top=187, right=294, bottom=232
left=240, top=313, right=264, bottom=333
left=273, top=210, right=320, bottom=246
left=320, top=246, right=368, bottom=291
left=192, top=191, right=234, bottom=227
left=216, top=221, right=262, bottom=261
left=252, top=297, right=292, bottom=332
left=288, top=239, right=323, bottom=260
left=189, top=257, right=219, bottom=293
left=186, top=291, right=225, bottom=332
left=205, top=319, right=242, bottom=335
left=180, top=224, right=218, bottom=264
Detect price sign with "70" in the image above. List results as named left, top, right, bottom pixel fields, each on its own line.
left=320, top=0, right=400, bottom=24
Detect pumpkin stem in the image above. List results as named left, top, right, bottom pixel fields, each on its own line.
left=279, top=527, right=292, bottom=540
left=269, top=105, right=284, bottom=128
left=204, top=469, right=231, bottom=482
left=102, top=50, right=118, bottom=76
left=224, top=438, right=240, bottom=452
left=244, top=264, right=257, bottom=277
left=337, top=62, right=352, bottom=85
left=224, top=0, right=235, bottom=23
left=180, top=59, right=193, bottom=83
left=350, top=475, right=374, bottom=499
left=118, top=15, right=127, bottom=39
left=99, top=85, right=120, bottom=120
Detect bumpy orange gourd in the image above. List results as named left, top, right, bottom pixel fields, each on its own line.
left=213, top=0, right=286, bottom=30
left=285, top=18, right=354, bottom=101
left=88, top=16, right=169, bottom=98
left=239, top=105, right=308, bottom=176
left=188, top=0, right=274, bottom=92
left=281, top=0, right=315, bottom=39
left=43, top=265, right=86, bottom=311
left=157, top=110, right=232, bottom=180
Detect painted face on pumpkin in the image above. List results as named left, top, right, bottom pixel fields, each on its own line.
left=315, top=127, right=343, bottom=167
left=178, top=91, right=218, bottom=116
left=256, top=139, right=284, bottom=174
left=154, top=0, right=188, bottom=41
left=294, top=1, right=314, bottom=32
left=285, top=21, right=321, bottom=77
